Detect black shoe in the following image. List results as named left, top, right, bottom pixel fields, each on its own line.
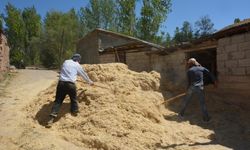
left=203, top=116, right=211, bottom=123
left=71, top=111, right=79, bottom=117
left=178, top=113, right=184, bottom=120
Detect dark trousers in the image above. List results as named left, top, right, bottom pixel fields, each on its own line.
left=179, top=86, right=209, bottom=119
left=50, top=81, right=78, bottom=117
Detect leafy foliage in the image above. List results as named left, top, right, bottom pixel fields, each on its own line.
left=41, top=10, right=80, bottom=68
left=194, top=15, right=216, bottom=38
left=78, top=0, right=117, bottom=35
left=4, top=3, right=25, bottom=68
left=137, top=0, right=172, bottom=42
left=117, top=0, right=136, bottom=36
left=22, top=6, right=42, bottom=65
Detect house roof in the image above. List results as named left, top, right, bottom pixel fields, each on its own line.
left=79, top=28, right=166, bottom=54
left=213, top=18, right=250, bottom=38
left=156, top=19, right=250, bottom=55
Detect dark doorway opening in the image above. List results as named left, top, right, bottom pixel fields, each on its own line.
left=186, top=48, right=217, bottom=78
left=115, top=51, right=126, bottom=64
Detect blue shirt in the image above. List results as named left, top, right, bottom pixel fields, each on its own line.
left=59, top=59, right=93, bottom=84
left=187, top=66, right=214, bottom=88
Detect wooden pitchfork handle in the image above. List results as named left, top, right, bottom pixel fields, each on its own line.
left=158, top=92, right=186, bottom=105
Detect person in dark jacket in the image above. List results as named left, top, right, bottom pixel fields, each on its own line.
left=179, top=58, right=217, bottom=122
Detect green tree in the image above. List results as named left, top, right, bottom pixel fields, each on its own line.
left=164, top=32, right=172, bottom=47
left=117, top=0, right=136, bottom=36
left=78, top=0, right=117, bottom=35
left=41, top=10, right=80, bottom=68
left=22, top=6, right=42, bottom=65
left=0, top=15, right=3, bottom=32
left=194, top=15, right=216, bottom=38
left=234, top=18, right=240, bottom=23
left=180, top=21, right=193, bottom=42
left=137, top=0, right=172, bottom=42
left=172, top=27, right=181, bottom=45
left=3, top=3, right=25, bottom=67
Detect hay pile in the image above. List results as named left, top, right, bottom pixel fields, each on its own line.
left=28, top=63, right=230, bottom=150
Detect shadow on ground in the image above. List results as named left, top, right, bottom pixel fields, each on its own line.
left=35, top=90, right=89, bottom=127
left=159, top=90, right=250, bottom=150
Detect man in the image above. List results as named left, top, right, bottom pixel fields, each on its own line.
left=47, top=54, right=93, bottom=127
left=179, top=58, right=217, bottom=122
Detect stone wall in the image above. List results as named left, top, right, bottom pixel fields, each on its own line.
left=217, top=32, right=250, bottom=94
left=150, top=51, right=186, bottom=91
left=99, top=52, right=151, bottom=72
left=77, top=32, right=99, bottom=64
left=0, top=34, right=10, bottom=80
left=99, top=54, right=115, bottom=63
left=126, top=52, right=150, bottom=72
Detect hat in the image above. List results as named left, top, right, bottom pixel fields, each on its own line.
left=72, top=53, right=81, bottom=62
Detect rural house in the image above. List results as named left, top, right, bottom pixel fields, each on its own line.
left=77, top=19, right=250, bottom=107
left=76, top=28, right=165, bottom=72
left=150, top=19, right=250, bottom=107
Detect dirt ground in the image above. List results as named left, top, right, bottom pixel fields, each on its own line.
left=0, top=64, right=249, bottom=150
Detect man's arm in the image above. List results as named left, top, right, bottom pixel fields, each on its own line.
left=203, top=68, right=217, bottom=87
left=77, top=65, right=93, bottom=85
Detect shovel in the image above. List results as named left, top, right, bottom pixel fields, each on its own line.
left=157, top=92, right=186, bottom=106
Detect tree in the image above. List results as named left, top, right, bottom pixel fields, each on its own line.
left=194, top=15, right=216, bottom=38
left=137, top=0, right=172, bottom=42
left=117, top=0, right=136, bottom=36
left=164, top=32, right=172, bottom=47
left=41, top=10, right=80, bottom=68
left=78, top=0, right=117, bottom=36
left=3, top=3, right=25, bottom=67
left=180, top=21, right=193, bottom=42
left=172, top=27, right=182, bottom=45
left=234, top=18, right=240, bottom=24
left=22, top=6, right=42, bottom=65
left=0, top=15, right=3, bottom=32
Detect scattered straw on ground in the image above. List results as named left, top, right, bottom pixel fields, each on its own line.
left=25, top=63, right=249, bottom=150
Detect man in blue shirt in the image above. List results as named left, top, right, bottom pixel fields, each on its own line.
left=47, top=54, right=93, bottom=127
left=179, top=58, right=217, bottom=122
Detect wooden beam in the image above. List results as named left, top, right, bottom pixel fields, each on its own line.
left=114, top=48, right=120, bottom=62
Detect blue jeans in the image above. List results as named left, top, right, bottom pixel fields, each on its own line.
left=179, top=86, right=209, bottom=119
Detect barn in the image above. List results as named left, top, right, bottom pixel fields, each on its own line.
left=77, top=19, right=250, bottom=107
left=150, top=19, right=250, bottom=107
left=76, top=28, right=165, bottom=72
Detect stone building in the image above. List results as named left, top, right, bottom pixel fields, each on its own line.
left=0, top=30, right=10, bottom=80
left=77, top=19, right=250, bottom=107
left=150, top=19, right=250, bottom=107
left=76, top=28, right=165, bottom=72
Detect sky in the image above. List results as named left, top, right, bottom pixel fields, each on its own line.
left=1, top=0, right=250, bottom=36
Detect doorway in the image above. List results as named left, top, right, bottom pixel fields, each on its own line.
left=186, top=48, right=217, bottom=78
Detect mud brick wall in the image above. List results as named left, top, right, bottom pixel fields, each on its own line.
left=126, top=52, right=150, bottom=72
left=217, top=32, right=250, bottom=96
left=99, top=54, right=115, bottom=63
left=99, top=52, right=151, bottom=72
left=0, top=34, right=9, bottom=80
left=150, top=51, right=186, bottom=90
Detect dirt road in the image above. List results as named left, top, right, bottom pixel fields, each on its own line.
left=0, top=69, right=80, bottom=149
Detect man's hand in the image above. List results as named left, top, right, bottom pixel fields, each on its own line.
left=89, top=82, right=94, bottom=86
